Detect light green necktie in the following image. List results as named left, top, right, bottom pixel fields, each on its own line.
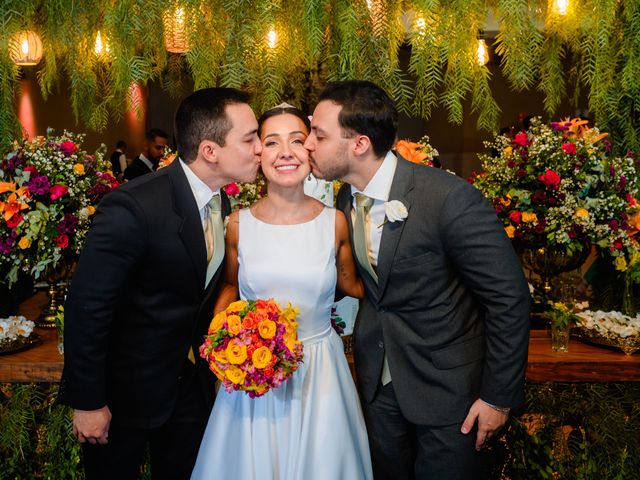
left=204, top=195, right=225, bottom=286
left=353, top=193, right=378, bottom=283
left=353, top=193, right=391, bottom=385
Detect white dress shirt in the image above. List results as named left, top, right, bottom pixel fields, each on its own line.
left=179, top=158, right=220, bottom=232
left=350, top=151, right=398, bottom=267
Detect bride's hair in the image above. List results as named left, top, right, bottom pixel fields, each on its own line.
left=258, top=103, right=311, bottom=137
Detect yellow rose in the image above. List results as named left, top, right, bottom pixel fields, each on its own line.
left=225, top=366, right=246, bottom=385
left=73, top=164, right=85, bottom=175
left=226, top=340, right=247, bottom=365
left=258, top=320, right=276, bottom=339
left=209, top=311, right=226, bottom=333
left=252, top=346, right=273, bottom=369
left=86, top=205, right=96, bottom=216
left=504, top=225, right=515, bottom=238
left=615, top=256, right=628, bottom=272
left=499, top=194, right=511, bottom=207
left=575, top=208, right=589, bottom=220
left=503, top=146, right=513, bottom=156
left=226, top=315, right=242, bottom=335
left=522, top=212, right=538, bottom=223
left=227, top=300, right=248, bottom=313
left=212, top=349, right=229, bottom=364
left=18, top=236, right=31, bottom=249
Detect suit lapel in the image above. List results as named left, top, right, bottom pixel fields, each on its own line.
left=167, top=160, right=207, bottom=287
left=376, top=157, right=414, bottom=296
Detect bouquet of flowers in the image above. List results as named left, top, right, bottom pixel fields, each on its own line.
left=200, top=299, right=304, bottom=398
left=224, top=176, right=267, bottom=211
left=395, top=135, right=440, bottom=167
left=0, top=130, right=118, bottom=285
left=472, top=117, right=640, bottom=267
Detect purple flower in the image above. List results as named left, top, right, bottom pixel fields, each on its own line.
left=25, top=174, right=51, bottom=196
left=603, top=138, right=612, bottom=153
left=609, top=219, right=620, bottom=230
left=532, top=191, right=547, bottom=203
left=88, top=183, right=111, bottom=198
left=551, top=122, right=570, bottom=131
left=609, top=166, right=616, bottom=177
left=619, top=175, right=627, bottom=189
left=516, top=169, right=526, bottom=178
left=548, top=196, right=557, bottom=205
left=57, top=213, right=79, bottom=236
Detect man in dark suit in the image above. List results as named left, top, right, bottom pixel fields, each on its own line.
left=124, top=128, right=169, bottom=181
left=109, top=140, right=127, bottom=181
left=59, top=88, right=262, bottom=480
left=305, top=80, right=530, bottom=479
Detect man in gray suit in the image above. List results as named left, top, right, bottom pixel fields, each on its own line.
left=304, top=80, right=530, bottom=479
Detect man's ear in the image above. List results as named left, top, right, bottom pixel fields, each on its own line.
left=352, top=134, right=372, bottom=157
left=199, top=139, right=219, bottom=164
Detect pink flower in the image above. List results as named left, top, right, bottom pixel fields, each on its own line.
left=561, top=143, right=577, bottom=155
left=538, top=170, right=561, bottom=190
left=224, top=183, right=241, bottom=196
left=55, top=234, right=69, bottom=249
left=59, top=141, right=77, bottom=156
left=513, top=133, right=530, bottom=147
left=49, top=184, right=69, bottom=200
left=23, top=165, right=38, bottom=176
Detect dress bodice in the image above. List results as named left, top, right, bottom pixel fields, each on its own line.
left=238, top=206, right=337, bottom=341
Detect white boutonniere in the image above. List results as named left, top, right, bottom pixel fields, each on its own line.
left=378, top=200, right=408, bottom=228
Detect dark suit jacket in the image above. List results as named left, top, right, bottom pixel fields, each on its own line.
left=124, top=155, right=154, bottom=181
left=337, top=156, right=530, bottom=426
left=59, top=160, right=229, bottom=429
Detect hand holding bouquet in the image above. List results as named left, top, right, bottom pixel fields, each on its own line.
left=200, top=299, right=304, bottom=398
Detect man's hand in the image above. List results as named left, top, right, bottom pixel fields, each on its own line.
left=73, top=406, right=112, bottom=445
left=460, top=399, right=508, bottom=451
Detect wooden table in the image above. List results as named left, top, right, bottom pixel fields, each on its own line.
left=2, top=294, right=640, bottom=383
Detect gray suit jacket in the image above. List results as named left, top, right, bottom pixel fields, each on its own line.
left=337, top=156, right=530, bottom=426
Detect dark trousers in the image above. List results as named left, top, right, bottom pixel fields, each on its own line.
left=82, top=369, right=211, bottom=480
left=362, top=382, right=479, bottom=480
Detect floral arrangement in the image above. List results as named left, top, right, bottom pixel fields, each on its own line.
left=542, top=301, right=579, bottom=329
left=395, top=135, right=440, bottom=166
left=472, top=117, right=640, bottom=268
left=0, top=130, right=118, bottom=285
left=0, top=315, right=34, bottom=343
left=199, top=299, right=304, bottom=398
left=576, top=309, right=640, bottom=339
left=224, top=176, right=267, bottom=211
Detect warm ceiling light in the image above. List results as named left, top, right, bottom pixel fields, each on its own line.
left=477, top=38, right=489, bottom=66
left=163, top=7, right=190, bottom=53
left=267, top=29, right=277, bottom=49
left=9, top=30, right=43, bottom=66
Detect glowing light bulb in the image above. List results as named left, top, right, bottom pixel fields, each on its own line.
left=416, top=17, right=426, bottom=33
left=267, top=29, right=277, bottom=49
left=21, top=39, right=29, bottom=55
left=95, top=31, right=104, bottom=54
left=176, top=8, right=185, bottom=26
left=476, top=39, right=489, bottom=66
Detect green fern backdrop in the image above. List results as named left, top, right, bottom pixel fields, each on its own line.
left=2, top=0, right=640, bottom=154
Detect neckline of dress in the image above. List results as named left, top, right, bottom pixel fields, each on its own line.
left=247, top=205, right=327, bottom=226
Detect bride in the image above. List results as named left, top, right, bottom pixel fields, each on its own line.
left=190, top=104, right=373, bottom=479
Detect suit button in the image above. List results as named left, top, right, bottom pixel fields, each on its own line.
left=378, top=341, right=384, bottom=348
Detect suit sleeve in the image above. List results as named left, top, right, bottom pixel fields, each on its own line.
left=59, top=188, right=147, bottom=410
left=438, top=181, right=530, bottom=408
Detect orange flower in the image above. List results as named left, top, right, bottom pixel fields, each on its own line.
left=225, top=365, right=246, bottom=385
left=18, top=236, right=32, bottom=249
left=252, top=346, right=273, bottom=369
left=226, top=315, right=242, bottom=335
left=212, top=348, right=229, bottom=364
left=226, top=340, right=247, bottom=365
left=0, top=182, right=16, bottom=194
left=504, top=225, right=515, bottom=238
left=395, top=139, right=429, bottom=164
left=0, top=192, right=29, bottom=222
left=258, top=319, right=276, bottom=339
left=73, top=164, right=85, bottom=175
left=226, top=300, right=248, bottom=314
left=209, top=311, right=226, bottom=333
left=628, top=211, right=640, bottom=235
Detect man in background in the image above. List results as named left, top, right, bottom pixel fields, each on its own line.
left=109, top=140, right=127, bottom=181
left=124, top=128, right=169, bottom=181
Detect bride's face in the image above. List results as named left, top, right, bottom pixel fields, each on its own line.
left=259, top=114, right=311, bottom=187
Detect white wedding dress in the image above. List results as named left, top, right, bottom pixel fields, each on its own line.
left=191, top=206, right=372, bottom=480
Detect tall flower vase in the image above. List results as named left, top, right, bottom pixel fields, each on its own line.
left=551, top=323, right=570, bottom=352
left=36, top=265, right=71, bottom=328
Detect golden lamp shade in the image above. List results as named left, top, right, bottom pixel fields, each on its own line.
left=9, top=30, right=44, bottom=66
left=163, top=7, right=191, bottom=54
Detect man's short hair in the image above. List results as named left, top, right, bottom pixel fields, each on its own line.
left=174, top=88, right=251, bottom=163
left=145, top=128, right=169, bottom=143
left=116, top=140, right=127, bottom=150
left=319, top=80, right=397, bottom=157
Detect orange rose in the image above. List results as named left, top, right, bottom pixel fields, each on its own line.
left=258, top=320, right=276, bottom=339
left=504, top=225, right=515, bottom=238
left=73, top=164, right=85, bottom=175
left=252, top=346, right=273, bottom=369
left=226, top=300, right=248, bottom=313
left=225, top=366, right=246, bottom=385
left=226, top=340, right=247, bottom=365
left=209, top=311, right=226, bottom=333
left=226, top=315, right=242, bottom=335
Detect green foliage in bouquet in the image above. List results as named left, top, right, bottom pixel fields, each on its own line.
left=0, top=130, right=118, bottom=286
left=473, top=117, right=640, bottom=271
